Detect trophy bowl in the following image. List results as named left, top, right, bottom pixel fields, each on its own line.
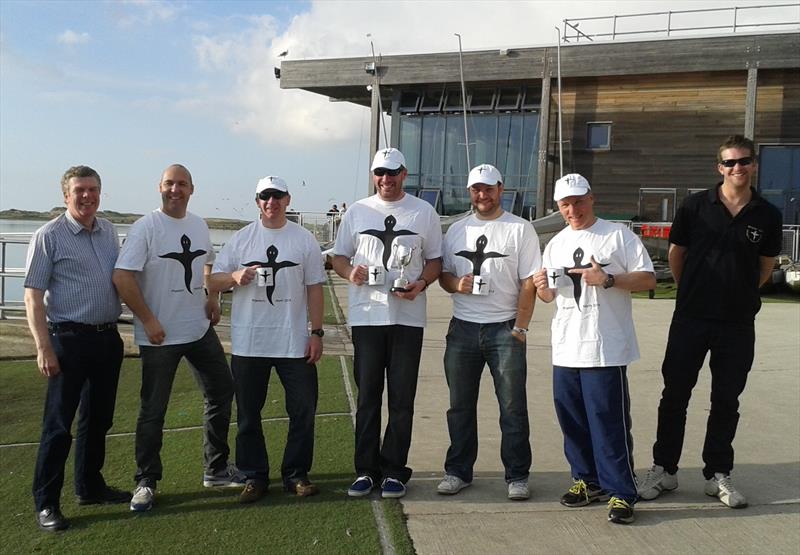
left=389, top=244, right=415, bottom=293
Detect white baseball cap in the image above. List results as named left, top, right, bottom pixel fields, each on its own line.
left=553, top=174, right=591, bottom=201
left=370, top=148, right=406, bottom=171
left=256, top=176, right=289, bottom=194
left=467, top=164, right=503, bottom=188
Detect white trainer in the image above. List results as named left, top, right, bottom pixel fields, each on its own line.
left=637, top=464, right=678, bottom=500
left=130, top=485, right=155, bottom=512
left=704, top=473, right=748, bottom=508
left=437, top=474, right=471, bottom=495
left=507, top=480, right=530, bottom=501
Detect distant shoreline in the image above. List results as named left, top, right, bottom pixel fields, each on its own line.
left=0, top=208, right=249, bottom=230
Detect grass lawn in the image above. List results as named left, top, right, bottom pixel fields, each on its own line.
left=0, top=355, right=414, bottom=554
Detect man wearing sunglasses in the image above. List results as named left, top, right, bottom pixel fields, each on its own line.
left=638, top=135, right=782, bottom=508
left=208, top=176, right=326, bottom=504
left=114, top=164, right=242, bottom=513
left=332, top=148, right=442, bottom=499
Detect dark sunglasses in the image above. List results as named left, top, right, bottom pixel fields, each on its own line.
left=373, top=167, right=403, bottom=177
left=719, top=157, right=754, bottom=168
left=257, top=190, right=288, bottom=201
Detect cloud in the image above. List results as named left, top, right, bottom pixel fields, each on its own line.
left=183, top=0, right=780, bottom=147
left=116, top=0, right=186, bottom=27
left=57, top=30, right=90, bottom=46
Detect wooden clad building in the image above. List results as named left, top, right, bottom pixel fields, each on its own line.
left=280, top=32, right=800, bottom=223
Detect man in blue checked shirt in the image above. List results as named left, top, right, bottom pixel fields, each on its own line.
left=24, top=165, right=131, bottom=533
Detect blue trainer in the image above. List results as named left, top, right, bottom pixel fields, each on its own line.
left=347, top=475, right=374, bottom=497
left=381, top=478, right=406, bottom=499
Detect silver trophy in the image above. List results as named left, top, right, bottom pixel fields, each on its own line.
left=389, top=244, right=415, bottom=293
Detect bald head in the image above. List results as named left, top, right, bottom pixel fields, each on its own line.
left=161, top=164, right=193, bottom=186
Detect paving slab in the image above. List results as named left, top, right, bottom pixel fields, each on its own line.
left=331, top=274, right=800, bottom=554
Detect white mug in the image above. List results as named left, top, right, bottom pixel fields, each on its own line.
left=472, top=275, right=490, bottom=295
left=546, top=268, right=564, bottom=288
left=367, top=265, right=385, bottom=286
left=257, top=267, right=274, bottom=287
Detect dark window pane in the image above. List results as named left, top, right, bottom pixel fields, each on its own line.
left=497, top=113, right=523, bottom=176
left=444, top=90, right=464, bottom=111
left=471, top=114, right=498, bottom=166
left=497, top=88, right=521, bottom=110
left=470, top=88, right=495, bottom=110
left=587, top=122, right=612, bottom=149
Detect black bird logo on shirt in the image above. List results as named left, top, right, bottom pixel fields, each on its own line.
left=455, top=234, right=507, bottom=275
left=564, top=247, right=608, bottom=311
left=243, top=244, right=299, bottom=305
left=360, top=215, right=418, bottom=270
left=159, top=234, right=206, bottom=294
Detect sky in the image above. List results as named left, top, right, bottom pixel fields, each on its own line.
left=1, top=0, right=796, bottom=220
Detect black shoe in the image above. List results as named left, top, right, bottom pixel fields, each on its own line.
left=607, top=496, right=635, bottom=524
left=77, top=486, right=132, bottom=505
left=560, top=479, right=610, bottom=507
left=37, top=507, right=69, bottom=532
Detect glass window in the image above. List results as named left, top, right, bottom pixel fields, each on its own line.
left=470, top=88, right=495, bottom=111
left=471, top=114, right=498, bottom=167
left=399, top=116, right=422, bottom=174
left=421, top=115, right=445, bottom=176
left=496, top=88, right=521, bottom=110
left=420, top=90, right=444, bottom=112
left=399, top=92, right=420, bottom=113
left=497, top=113, right=523, bottom=177
left=587, top=122, right=612, bottom=150
left=444, top=115, right=468, bottom=176
left=444, top=90, right=464, bottom=111
left=522, top=87, right=541, bottom=109
left=521, top=111, right=540, bottom=188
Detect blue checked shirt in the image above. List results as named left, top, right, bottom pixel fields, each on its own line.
left=24, top=212, right=122, bottom=324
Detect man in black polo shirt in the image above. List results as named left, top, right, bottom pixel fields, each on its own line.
left=638, top=135, right=782, bottom=508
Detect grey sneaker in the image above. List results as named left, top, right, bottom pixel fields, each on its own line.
left=130, top=485, right=155, bottom=512
left=507, top=479, right=530, bottom=500
left=637, top=465, right=678, bottom=500
left=437, top=474, right=471, bottom=495
left=704, top=473, right=747, bottom=508
left=203, top=464, right=247, bottom=488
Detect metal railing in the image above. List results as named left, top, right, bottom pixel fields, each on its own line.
left=0, top=212, right=343, bottom=320
left=563, top=4, right=800, bottom=42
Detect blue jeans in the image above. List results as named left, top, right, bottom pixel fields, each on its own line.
left=134, top=326, right=234, bottom=486
left=32, top=328, right=123, bottom=511
left=231, top=355, right=318, bottom=486
left=351, top=325, right=423, bottom=484
left=443, top=317, right=531, bottom=483
left=553, top=365, right=636, bottom=502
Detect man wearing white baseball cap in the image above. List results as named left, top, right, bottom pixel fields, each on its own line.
left=208, top=175, right=326, bottom=504
left=532, top=173, right=655, bottom=524
left=332, top=148, right=442, bottom=499
left=437, top=164, right=541, bottom=501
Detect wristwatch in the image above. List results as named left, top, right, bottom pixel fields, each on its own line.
left=310, top=328, right=324, bottom=337
left=603, top=274, right=616, bottom=289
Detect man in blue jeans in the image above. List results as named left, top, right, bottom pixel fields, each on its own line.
left=25, top=165, right=130, bottom=532
left=437, top=164, right=540, bottom=500
left=113, top=164, right=243, bottom=512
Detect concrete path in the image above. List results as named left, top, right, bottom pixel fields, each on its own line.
left=331, top=275, right=800, bottom=555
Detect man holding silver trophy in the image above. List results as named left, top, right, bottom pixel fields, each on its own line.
left=436, top=164, right=541, bottom=501
left=332, top=148, right=442, bottom=499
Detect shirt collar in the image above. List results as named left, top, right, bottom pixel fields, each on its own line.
left=709, top=183, right=762, bottom=206
left=64, top=210, right=97, bottom=234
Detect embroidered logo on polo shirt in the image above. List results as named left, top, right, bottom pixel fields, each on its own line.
left=745, top=225, right=764, bottom=243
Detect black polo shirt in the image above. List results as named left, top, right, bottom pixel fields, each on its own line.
left=670, top=184, right=782, bottom=322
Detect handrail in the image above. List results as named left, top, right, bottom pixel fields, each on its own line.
left=563, top=4, right=800, bottom=42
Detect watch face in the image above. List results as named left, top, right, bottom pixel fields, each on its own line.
left=311, top=329, right=324, bottom=337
